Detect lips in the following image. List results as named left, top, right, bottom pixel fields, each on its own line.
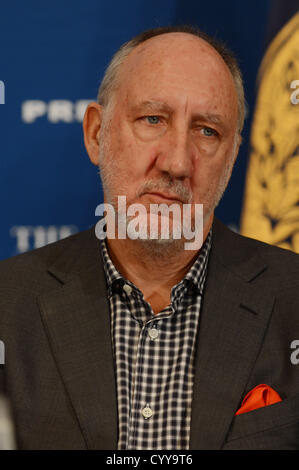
left=143, top=192, right=183, bottom=203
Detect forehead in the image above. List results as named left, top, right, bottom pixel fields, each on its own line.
left=115, top=33, right=238, bottom=121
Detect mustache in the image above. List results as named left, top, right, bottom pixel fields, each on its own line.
left=136, top=178, right=192, bottom=204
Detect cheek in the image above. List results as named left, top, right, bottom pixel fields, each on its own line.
left=191, top=152, right=230, bottom=197
left=192, top=153, right=223, bottom=182
left=101, top=134, right=149, bottom=199
left=110, top=123, right=150, bottom=171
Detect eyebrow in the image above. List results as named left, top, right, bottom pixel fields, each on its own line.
left=193, top=112, right=227, bottom=128
left=130, top=100, right=173, bottom=114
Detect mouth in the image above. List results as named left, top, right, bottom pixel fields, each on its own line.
left=142, top=192, right=183, bottom=203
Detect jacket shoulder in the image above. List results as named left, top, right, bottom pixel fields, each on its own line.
left=214, top=219, right=299, bottom=282
left=0, top=227, right=96, bottom=292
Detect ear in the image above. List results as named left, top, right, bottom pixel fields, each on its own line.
left=232, top=133, right=242, bottom=165
left=83, top=102, right=103, bottom=166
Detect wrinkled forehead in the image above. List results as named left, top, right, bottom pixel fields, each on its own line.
left=113, top=33, right=238, bottom=123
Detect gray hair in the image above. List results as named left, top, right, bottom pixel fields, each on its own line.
left=97, top=25, right=246, bottom=133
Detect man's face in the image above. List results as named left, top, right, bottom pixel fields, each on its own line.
left=91, top=33, right=240, bottom=244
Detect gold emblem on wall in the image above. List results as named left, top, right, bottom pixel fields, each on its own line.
left=241, top=12, right=299, bottom=252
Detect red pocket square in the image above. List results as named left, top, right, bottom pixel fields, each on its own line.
left=235, top=384, right=282, bottom=416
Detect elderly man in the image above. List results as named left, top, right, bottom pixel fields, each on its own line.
left=1, top=25, right=299, bottom=450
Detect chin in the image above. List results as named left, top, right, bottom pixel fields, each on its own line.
left=137, top=236, right=186, bottom=258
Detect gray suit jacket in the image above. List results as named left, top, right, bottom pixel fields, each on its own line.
left=1, top=218, right=299, bottom=449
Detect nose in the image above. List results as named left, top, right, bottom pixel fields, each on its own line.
left=154, top=126, right=193, bottom=179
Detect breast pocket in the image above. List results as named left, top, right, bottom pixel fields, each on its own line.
left=223, top=392, right=299, bottom=450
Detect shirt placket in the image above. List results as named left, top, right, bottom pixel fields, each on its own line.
left=127, top=306, right=173, bottom=450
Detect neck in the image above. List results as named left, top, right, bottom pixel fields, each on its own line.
left=105, top=215, right=213, bottom=314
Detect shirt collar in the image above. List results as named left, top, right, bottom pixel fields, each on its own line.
left=99, top=230, right=212, bottom=298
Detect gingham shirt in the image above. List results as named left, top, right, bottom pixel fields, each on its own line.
left=99, top=233, right=211, bottom=450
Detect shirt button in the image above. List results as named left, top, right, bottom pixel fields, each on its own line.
left=148, top=328, right=159, bottom=340
left=142, top=405, right=153, bottom=419
left=123, top=284, right=132, bottom=295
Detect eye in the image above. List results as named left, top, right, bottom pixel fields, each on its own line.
left=145, top=115, right=161, bottom=125
left=201, top=127, right=217, bottom=137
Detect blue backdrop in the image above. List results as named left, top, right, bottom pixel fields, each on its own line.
left=0, top=0, right=271, bottom=259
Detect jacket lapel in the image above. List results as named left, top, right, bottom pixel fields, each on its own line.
left=38, top=228, right=117, bottom=449
left=189, top=219, right=275, bottom=449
